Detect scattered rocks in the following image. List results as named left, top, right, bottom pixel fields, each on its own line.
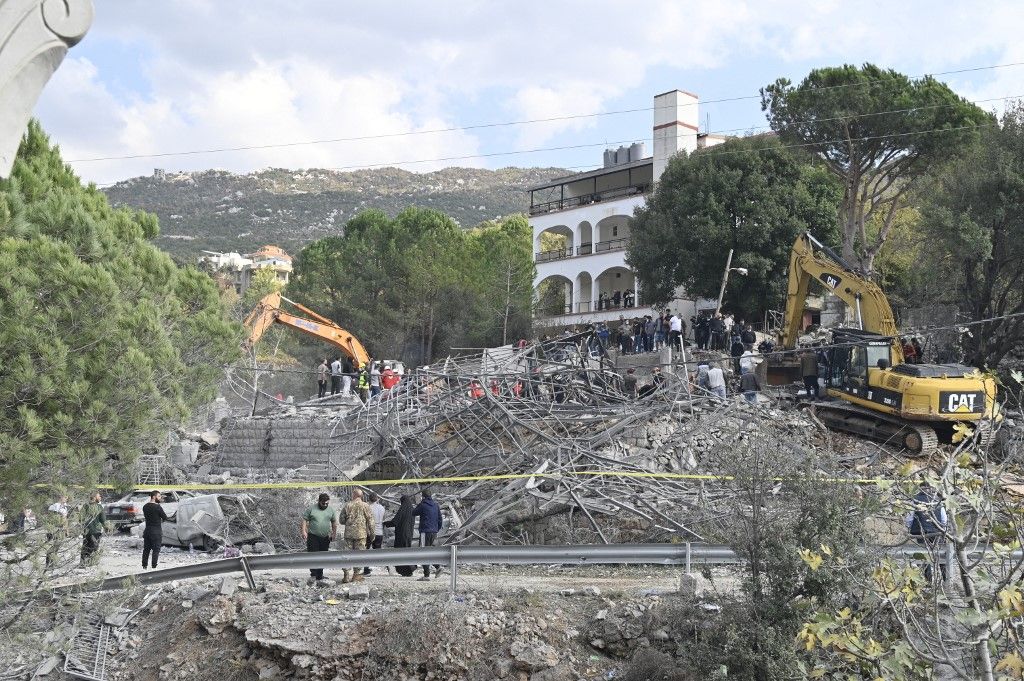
left=253, top=542, right=275, bottom=555
left=181, top=600, right=193, bottom=609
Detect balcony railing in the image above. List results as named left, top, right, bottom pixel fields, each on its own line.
left=529, top=183, right=651, bottom=216
left=594, top=237, right=628, bottom=253
left=535, top=247, right=573, bottom=263
left=536, top=238, right=628, bottom=262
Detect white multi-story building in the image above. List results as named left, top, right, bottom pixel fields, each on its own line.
left=529, top=89, right=726, bottom=328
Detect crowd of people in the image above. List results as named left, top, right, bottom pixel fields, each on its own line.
left=589, top=310, right=688, bottom=356
left=316, top=356, right=403, bottom=403
left=298, top=488, right=446, bottom=586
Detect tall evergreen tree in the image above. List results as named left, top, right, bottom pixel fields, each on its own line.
left=0, top=122, right=239, bottom=509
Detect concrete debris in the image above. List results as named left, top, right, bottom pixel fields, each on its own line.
left=198, top=330, right=845, bottom=547
left=200, top=430, right=221, bottom=448
left=219, top=577, right=237, bottom=597
left=346, top=584, right=370, bottom=600
left=34, top=656, right=60, bottom=676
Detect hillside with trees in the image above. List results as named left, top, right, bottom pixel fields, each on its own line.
left=102, top=166, right=567, bottom=262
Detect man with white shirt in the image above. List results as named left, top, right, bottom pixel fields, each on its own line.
left=739, top=349, right=757, bottom=375
left=330, top=356, right=343, bottom=395
left=707, top=363, right=727, bottom=400
left=668, top=312, right=682, bottom=352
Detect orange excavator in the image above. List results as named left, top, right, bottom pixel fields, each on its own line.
left=242, top=292, right=370, bottom=367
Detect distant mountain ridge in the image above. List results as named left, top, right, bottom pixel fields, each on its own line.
left=102, top=166, right=569, bottom=261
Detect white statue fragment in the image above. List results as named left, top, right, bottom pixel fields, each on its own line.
left=0, top=0, right=93, bottom=176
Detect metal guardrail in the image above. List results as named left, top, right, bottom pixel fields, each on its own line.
left=77, top=543, right=734, bottom=593
left=65, top=542, right=995, bottom=594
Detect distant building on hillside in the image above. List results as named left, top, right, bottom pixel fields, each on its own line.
left=238, top=245, right=293, bottom=295
left=528, top=89, right=727, bottom=328
left=197, top=245, right=292, bottom=295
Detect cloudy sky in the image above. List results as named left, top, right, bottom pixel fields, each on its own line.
left=34, top=1, right=1024, bottom=185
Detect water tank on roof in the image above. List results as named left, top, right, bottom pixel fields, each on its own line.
left=603, top=148, right=616, bottom=168
left=615, top=145, right=629, bottom=165
left=629, top=142, right=645, bottom=162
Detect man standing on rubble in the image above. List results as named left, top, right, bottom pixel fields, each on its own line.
left=317, top=358, right=329, bottom=399
left=341, top=355, right=354, bottom=395
left=668, top=311, right=682, bottom=353
left=329, top=356, right=343, bottom=395
left=707, top=362, right=727, bottom=400
left=301, top=493, right=337, bottom=586
left=801, top=349, right=819, bottom=400
left=710, top=314, right=726, bottom=351
left=363, top=492, right=387, bottom=576
left=414, top=490, right=444, bottom=581
left=339, top=489, right=375, bottom=584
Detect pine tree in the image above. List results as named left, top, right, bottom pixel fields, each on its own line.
left=0, top=122, right=240, bottom=510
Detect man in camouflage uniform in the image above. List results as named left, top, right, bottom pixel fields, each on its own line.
left=339, top=489, right=375, bottom=583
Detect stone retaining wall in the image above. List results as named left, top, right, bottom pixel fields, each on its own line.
left=216, top=417, right=336, bottom=470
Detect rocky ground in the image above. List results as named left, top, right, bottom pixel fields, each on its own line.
left=7, top=538, right=728, bottom=681
left=88, top=565, right=722, bottom=681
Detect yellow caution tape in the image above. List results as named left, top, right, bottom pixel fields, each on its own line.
left=94, top=469, right=888, bottom=492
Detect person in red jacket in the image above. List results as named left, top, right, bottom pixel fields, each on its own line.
left=381, top=364, right=400, bottom=390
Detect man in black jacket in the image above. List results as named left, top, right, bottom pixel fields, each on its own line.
left=142, top=490, right=169, bottom=570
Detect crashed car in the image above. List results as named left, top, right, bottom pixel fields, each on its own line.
left=160, top=494, right=262, bottom=551
left=104, top=490, right=196, bottom=529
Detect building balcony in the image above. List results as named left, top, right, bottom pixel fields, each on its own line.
left=528, top=183, right=651, bottom=216
left=535, top=237, right=629, bottom=262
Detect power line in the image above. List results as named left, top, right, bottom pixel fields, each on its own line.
left=68, top=60, right=1024, bottom=164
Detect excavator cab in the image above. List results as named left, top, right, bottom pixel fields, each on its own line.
left=825, top=330, right=899, bottom=406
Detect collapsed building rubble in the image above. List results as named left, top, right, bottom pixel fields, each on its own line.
left=210, top=332, right=835, bottom=545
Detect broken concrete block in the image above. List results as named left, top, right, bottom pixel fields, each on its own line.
left=181, top=600, right=193, bottom=609
left=168, top=438, right=200, bottom=467
left=253, top=542, right=275, bottom=555
left=197, top=464, right=212, bottom=477
left=581, top=586, right=601, bottom=597
left=677, top=574, right=697, bottom=596
left=347, top=584, right=370, bottom=600
left=219, top=577, right=237, bottom=597
left=200, top=430, right=221, bottom=448
left=35, top=656, right=60, bottom=676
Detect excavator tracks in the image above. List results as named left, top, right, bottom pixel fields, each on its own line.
left=810, top=401, right=939, bottom=456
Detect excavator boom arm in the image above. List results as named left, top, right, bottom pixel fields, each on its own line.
left=779, top=233, right=903, bottom=361
left=242, top=292, right=371, bottom=367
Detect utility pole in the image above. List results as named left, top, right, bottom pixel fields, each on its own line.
left=715, top=248, right=734, bottom=315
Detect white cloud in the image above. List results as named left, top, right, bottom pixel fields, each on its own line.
left=31, top=1, right=1024, bottom=183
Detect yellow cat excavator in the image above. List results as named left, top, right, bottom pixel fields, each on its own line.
left=776, top=232, right=999, bottom=454
left=242, top=292, right=370, bottom=368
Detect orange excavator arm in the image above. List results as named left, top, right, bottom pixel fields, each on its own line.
left=242, top=292, right=371, bottom=367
